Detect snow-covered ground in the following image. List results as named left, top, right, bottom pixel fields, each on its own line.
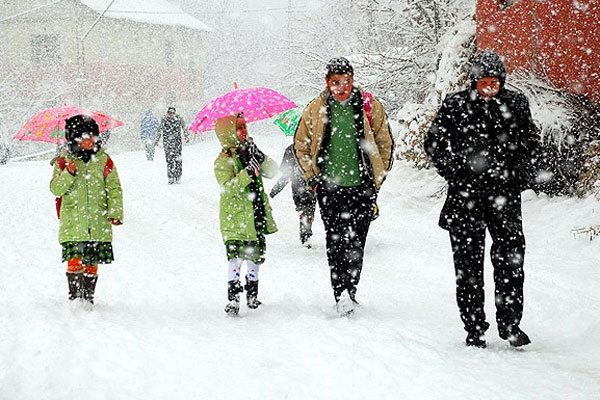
left=1, top=123, right=599, bottom=399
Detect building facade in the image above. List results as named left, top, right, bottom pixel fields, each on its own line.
left=0, top=0, right=211, bottom=152
left=476, top=0, right=600, bottom=106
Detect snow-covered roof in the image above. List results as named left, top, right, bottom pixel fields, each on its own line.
left=81, top=0, right=212, bottom=32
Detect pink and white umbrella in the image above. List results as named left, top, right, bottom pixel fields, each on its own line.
left=189, top=87, right=297, bottom=133
left=14, top=106, right=123, bottom=144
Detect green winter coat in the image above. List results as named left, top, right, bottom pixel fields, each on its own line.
left=50, top=149, right=124, bottom=244
left=214, top=115, right=278, bottom=242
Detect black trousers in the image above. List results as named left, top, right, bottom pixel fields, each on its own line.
left=297, top=202, right=315, bottom=244
left=165, top=148, right=182, bottom=180
left=448, top=198, right=526, bottom=334
left=317, top=183, right=374, bottom=301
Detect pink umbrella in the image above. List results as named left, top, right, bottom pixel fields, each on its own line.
left=189, top=86, right=297, bottom=133
left=14, top=106, right=123, bottom=144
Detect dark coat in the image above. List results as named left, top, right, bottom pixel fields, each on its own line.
left=156, top=114, right=187, bottom=157
left=425, top=81, right=539, bottom=231
left=270, top=145, right=315, bottom=209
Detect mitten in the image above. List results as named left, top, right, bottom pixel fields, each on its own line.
left=66, top=160, right=77, bottom=175
left=246, top=156, right=261, bottom=176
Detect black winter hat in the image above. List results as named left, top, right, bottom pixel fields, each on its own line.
left=326, top=57, right=354, bottom=78
left=64, top=114, right=99, bottom=143
left=470, top=50, right=507, bottom=87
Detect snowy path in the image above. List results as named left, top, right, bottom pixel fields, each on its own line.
left=1, top=128, right=599, bottom=399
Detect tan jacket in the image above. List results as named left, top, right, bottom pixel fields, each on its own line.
left=294, top=88, right=394, bottom=189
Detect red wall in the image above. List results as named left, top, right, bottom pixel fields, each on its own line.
left=477, top=0, right=600, bottom=106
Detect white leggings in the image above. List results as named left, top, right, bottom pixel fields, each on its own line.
left=228, top=258, right=259, bottom=282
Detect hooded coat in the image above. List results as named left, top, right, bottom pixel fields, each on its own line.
left=214, top=116, right=278, bottom=242
left=140, top=110, right=158, bottom=140
left=50, top=148, right=123, bottom=243
left=425, top=51, right=540, bottom=231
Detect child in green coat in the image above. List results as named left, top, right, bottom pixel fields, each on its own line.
left=214, top=114, right=278, bottom=316
left=50, top=115, right=123, bottom=305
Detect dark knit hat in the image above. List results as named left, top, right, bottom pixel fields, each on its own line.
left=65, top=114, right=99, bottom=143
left=470, top=50, right=507, bottom=87
left=326, top=57, right=354, bottom=78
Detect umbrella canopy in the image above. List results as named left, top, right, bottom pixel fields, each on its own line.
left=189, top=87, right=296, bottom=133
left=14, top=106, right=123, bottom=144
left=273, top=106, right=303, bottom=136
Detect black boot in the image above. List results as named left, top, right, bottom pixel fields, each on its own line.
left=466, top=331, right=487, bottom=348
left=224, top=280, right=243, bottom=316
left=66, top=272, right=82, bottom=301
left=245, top=276, right=262, bottom=309
left=499, top=326, right=531, bottom=347
left=465, top=322, right=489, bottom=348
left=81, top=274, right=98, bottom=304
left=348, top=285, right=359, bottom=306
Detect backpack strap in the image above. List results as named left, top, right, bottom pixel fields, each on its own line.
left=55, top=158, right=67, bottom=219
left=103, top=156, right=114, bottom=179
left=362, top=91, right=373, bottom=127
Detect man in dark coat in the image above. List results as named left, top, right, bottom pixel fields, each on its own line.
left=140, top=110, right=158, bottom=161
left=155, top=107, right=188, bottom=184
left=270, top=144, right=316, bottom=247
left=425, top=50, right=539, bottom=348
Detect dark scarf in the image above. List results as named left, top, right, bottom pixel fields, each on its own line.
left=236, top=146, right=267, bottom=233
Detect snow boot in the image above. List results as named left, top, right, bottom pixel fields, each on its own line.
left=465, top=321, right=489, bottom=348
left=66, top=271, right=82, bottom=301
left=245, top=276, right=262, bottom=309
left=499, top=326, right=531, bottom=347
left=81, top=274, right=98, bottom=304
left=301, top=237, right=312, bottom=249
left=348, top=286, right=359, bottom=306
left=224, top=280, right=243, bottom=316
left=465, top=331, right=487, bottom=348
left=336, top=290, right=354, bottom=317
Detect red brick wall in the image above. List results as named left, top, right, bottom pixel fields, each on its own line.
left=476, top=0, right=600, bottom=105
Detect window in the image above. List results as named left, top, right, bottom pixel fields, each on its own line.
left=498, top=0, right=516, bottom=9
left=31, top=34, right=61, bottom=63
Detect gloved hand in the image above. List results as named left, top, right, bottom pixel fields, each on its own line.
left=306, top=176, right=320, bottom=193
left=66, top=160, right=76, bottom=175
left=371, top=202, right=380, bottom=221
left=247, top=139, right=265, bottom=164
left=246, top=156, right=261, bottom=177
left=110, top=218, right=122, bottom=225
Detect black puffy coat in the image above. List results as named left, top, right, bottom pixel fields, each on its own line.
left=425, top=52, right=539, bottom=231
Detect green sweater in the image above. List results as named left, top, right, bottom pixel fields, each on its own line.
left=323, top=100, right=361, bottom=187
